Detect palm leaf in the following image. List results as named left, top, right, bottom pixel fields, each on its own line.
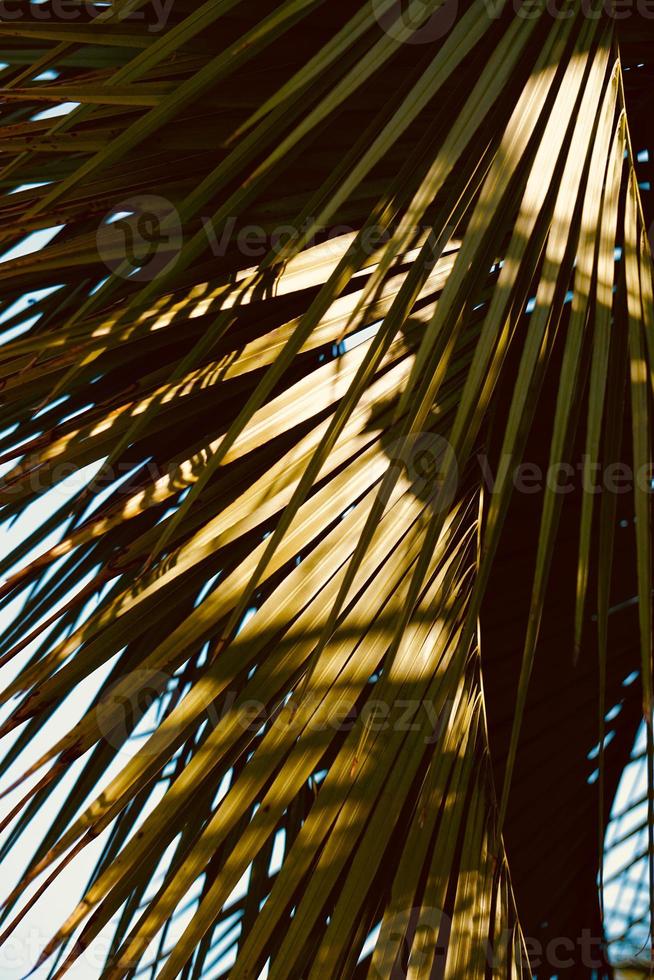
left=0, top=1, right=653, bottom=977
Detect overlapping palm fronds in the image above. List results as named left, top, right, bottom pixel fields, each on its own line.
left=0, top=0, right=652, bottom=976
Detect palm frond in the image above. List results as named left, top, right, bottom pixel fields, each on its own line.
left=0, top=1, right=652, bottom=976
